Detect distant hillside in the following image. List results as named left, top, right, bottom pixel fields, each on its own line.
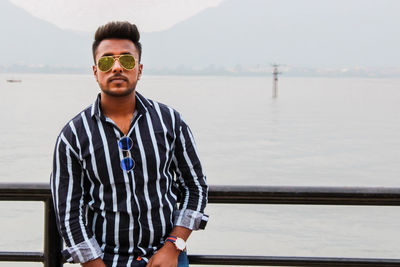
left=1, top=0, right=400, bottom=74
left=141, top=0, right=400, bottom=68
left=0, top=0, right=92, bottom=68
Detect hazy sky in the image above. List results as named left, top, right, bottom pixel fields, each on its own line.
left=10, top=0, right=224, bottom=32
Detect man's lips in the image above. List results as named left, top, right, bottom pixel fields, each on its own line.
left=108, top=76, right=128, bottom=83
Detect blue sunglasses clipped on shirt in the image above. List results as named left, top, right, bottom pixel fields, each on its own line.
left=118, top=136, right=135, bottom=171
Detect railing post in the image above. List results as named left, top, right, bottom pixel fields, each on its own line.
left=44, top=198, right=63, bottom=267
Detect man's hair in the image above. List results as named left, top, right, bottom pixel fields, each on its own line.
left=92, top=21, right=142, bottom=63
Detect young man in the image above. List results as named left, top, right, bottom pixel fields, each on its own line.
left=51, top=21, right=208, bottom=267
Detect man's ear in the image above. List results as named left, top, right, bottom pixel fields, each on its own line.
left=92, top=65, right=98, bottom=82
left=137, top=64, right=143, bottom=80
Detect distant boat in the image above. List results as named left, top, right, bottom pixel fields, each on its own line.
left=6, top=79, right=22, bottom=83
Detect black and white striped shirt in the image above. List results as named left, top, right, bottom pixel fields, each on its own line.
left=51, top=92, right=208, bottom=265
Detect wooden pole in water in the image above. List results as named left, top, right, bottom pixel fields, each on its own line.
left=272, top=64, right=279, bottom=98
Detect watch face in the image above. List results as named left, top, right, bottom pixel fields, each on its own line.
left=176, top=238, right=186, bottom=250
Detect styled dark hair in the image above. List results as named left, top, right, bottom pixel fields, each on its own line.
left=92, top=21, right=142, bottom=63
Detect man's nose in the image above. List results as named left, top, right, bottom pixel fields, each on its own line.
left=112, top=58, right=123, bottom=72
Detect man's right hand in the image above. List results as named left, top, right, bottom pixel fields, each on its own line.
left=82, top=258, right=107, bottom=267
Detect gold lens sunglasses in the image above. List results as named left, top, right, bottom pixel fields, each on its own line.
left=97, top=54, right=136, bottom=72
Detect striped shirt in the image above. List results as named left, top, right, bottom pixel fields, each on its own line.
left=51, top=92, right=208, bottom=266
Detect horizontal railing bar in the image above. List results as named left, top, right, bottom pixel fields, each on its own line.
left=208, top=185, right=400, bottom=205
left=0, top=252, right=399, bottom=266
left=1, top=183, right=400, bottom=205
left=0, top=251, right=44, bottom=262
left=0, top=183, right=50, bottom=201
left=188, top=255, right=400, bottom=266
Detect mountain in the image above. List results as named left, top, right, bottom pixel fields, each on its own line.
left=0, top=0, right=92, bottom=69
left=141, top=0, right=400, bottom=69
left=1, top=0, right=400, bottom=73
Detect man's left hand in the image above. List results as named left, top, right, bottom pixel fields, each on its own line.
left=146, top=242, right=180, bottom=267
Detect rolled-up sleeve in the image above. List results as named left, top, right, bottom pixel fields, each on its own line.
left=173, top=116, right=209, bottom=230
left=51, top=132, right=103, bottom=263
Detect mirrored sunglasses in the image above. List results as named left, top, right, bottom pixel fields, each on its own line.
left=97, top=54, right=136, bottom=72
left=118, top=136, right=135, bottom=171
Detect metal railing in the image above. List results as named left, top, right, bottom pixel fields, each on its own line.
left=0, top=183, right=62, bottom=266
left=1, top=183, right=400, bottom=266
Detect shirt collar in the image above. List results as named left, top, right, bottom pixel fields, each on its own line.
left=90, top=91, right=153, bottom=119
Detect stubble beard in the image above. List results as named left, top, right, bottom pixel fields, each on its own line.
left=101, top=83, right=136, bottom=98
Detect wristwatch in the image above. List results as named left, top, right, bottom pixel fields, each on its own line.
left=166, top=236, right=186, bottom=251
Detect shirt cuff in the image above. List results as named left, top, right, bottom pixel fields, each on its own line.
left=61, top=236, right=103, bottom=263
left=174, top=209, right=209, bottom=230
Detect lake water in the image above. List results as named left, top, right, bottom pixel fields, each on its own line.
left=0, top=74, right=399, bottom=266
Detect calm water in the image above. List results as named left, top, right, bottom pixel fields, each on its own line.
left=0, top=74, right=399, bottom=266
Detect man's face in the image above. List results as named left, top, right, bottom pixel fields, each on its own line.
left=93, top=39, right=143, bottom=97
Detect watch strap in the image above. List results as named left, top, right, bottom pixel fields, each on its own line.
left=166, top=235, right=177, bottom=243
